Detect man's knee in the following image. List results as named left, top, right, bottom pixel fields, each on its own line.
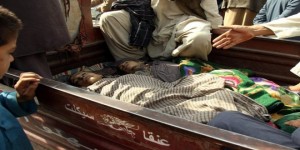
left=99, top=12, right=114, bottom=27
left=179, top=32, right=212, bottom=60
left=99, top=10, right=130, bottom=31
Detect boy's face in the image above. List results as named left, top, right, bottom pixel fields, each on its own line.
left=0, top=37, right=16, bottom=78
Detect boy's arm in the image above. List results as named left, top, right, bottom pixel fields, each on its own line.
left=0, top=91, right=37, bottom=117
left=0, top=72, right=42, bottom=117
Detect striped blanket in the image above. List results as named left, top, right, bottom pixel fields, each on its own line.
left=88, top=74, right=270, bottom=123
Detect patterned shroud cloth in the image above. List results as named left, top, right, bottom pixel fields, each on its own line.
left=88, top=73, right=270, bottom=123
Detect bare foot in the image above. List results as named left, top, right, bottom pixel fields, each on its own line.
left=285, top=119, right=300, bottom=128
left=288, top=83, right=300, bottom=91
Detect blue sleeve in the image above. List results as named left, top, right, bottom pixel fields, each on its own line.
left=276, top=0, right=300, bottom=20
left=292, top=128, right=300, bottom=146
left=253, top=3, right=268, bottom=24
left=0, top=91, right=37, bottom=117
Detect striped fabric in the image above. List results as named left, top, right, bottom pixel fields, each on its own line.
left=88, top=73, right=270, bottom=123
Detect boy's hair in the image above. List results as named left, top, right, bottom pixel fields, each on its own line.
left=0, top=6, right=22, bottom=46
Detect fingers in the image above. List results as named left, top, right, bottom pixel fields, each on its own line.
left=18, top=81, right=39, bottom=99
left=19, top=72, right=42, bottom=79
left=212, top=30, right=230, bottom=43
left=14, top=72, right=42, bottom=101
left=213, top=37, right=231, bottom=49
left=213, top=29, right=236, bottom=49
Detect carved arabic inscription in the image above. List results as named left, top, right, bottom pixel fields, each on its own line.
left=97, top=114, right=139, bottom=138
left=64, top=104, right=170, bottom=146
left=143, top=131, right=170, bottom=146
left=65, top=104, right=95, bottom=120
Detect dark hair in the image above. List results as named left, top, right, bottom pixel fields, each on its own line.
left=0, top=6, right=22, bottom=46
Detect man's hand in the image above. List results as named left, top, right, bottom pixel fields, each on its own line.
left=14, top=72, right=42, bottom=102
left=285, top=119, right=300, bottom=128
left=212, top=25, right=256, bottom=49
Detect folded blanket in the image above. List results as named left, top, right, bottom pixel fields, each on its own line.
left=88, top=73, right=270, bottom=123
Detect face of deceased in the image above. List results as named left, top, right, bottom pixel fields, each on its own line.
left=70, top=71, right=103, bottom=87
left=118, top=60, right=144, bottom=73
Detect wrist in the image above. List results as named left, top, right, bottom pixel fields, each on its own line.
left=16, top=92, right=31, bottom=103
left=250, top=25, right=274, bottom=37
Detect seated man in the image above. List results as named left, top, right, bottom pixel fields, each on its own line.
left=99, top=0, right=222, bottom=61
left=208, top=111, right=300, bottom=149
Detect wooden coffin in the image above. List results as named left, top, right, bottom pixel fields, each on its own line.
left=4, top=0, right=299, bottom=149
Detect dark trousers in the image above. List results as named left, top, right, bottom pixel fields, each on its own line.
left=208, top=111, right=300, bottom=149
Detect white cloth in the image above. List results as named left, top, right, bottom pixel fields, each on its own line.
left=262, top=13, right=300, bottom=39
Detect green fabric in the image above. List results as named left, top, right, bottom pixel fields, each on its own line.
left=210, top=69, right=284, bottom=113
left=176, top=58, right=253, bottom=77
left=176, top=58, right=223, bottom=75
left=278, top=106, right=300, bottom=115
left=274, top=112, right=300, bottom=133
left=175, top=58, right=283, bottom=112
